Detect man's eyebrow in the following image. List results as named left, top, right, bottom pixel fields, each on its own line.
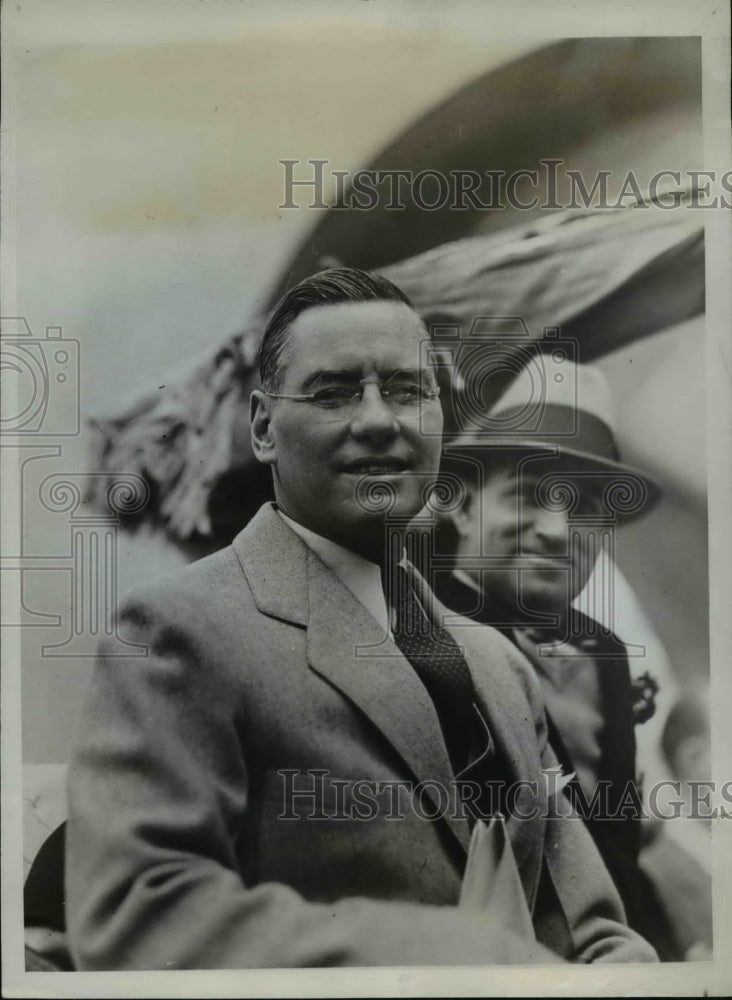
left=384, top=368, right=431, bottom=380
left=300, top=367, right=436, bottom=390
left=300, top=370, right=358, bottom=390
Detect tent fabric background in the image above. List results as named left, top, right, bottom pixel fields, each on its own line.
left=265, top=36, right=702, bottom=288
left=87, top=199, right=704, bottom=545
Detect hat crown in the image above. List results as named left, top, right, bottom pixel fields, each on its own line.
left=443, top=357, right=662, bottom=519
left=490, top=358, right=616, bottom=432
left=450, top=357, right=621, bottom=463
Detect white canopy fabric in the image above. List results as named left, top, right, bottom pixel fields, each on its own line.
left=88, top=197, right=703, bottom=544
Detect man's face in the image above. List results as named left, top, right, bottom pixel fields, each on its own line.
left=456, top=460, right=605, bottom=617
left=251, top=300, right=443, bottom=555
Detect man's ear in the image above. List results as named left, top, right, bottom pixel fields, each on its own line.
left=250, top=390, right=277, bottom=465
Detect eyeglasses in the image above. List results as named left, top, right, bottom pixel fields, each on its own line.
left=263, top=375, right=440, bottom=416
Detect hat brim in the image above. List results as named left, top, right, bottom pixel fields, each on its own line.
left=440, top=438, right=662, bottom=520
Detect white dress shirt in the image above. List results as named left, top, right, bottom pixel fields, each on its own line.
left=277, top=510, right=393, bottom=636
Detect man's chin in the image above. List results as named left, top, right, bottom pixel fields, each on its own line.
left=328, top=508, right=391, bottom=544
left=343, top=482, right=425, bottom=520
left=517, top=575, right=574, bottom=616
left=521, top=586, right=572, bottom=617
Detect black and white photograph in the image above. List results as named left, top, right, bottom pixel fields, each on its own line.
left=2, top=1, right=731, bottom=996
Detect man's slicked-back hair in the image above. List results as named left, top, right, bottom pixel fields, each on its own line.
left=257, top=267, right=417, bottom=392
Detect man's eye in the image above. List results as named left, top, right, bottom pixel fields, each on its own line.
left=505, top=481, right=525, bottom=499
left=310, top=387, right=356, bottom=407
left=384, top=381, right=427, bottom=404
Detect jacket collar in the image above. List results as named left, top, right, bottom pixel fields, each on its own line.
left=232, top=505, right=543, bottom=862
left=306, top=550, right=472, bottom=854
left=233, top=506, right=470, bottom=852
left=232, top=503, right=309, bottom=627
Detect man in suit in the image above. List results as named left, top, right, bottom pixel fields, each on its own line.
left=65, top=269, right=656, bottom=969
left=433, top=359, right=675, bottom=956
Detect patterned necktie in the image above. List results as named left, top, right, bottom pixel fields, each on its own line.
left=388, top=565, right=475, bottom=774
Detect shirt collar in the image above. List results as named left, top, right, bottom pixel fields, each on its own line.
left=277, top=510, right=392, bottom=635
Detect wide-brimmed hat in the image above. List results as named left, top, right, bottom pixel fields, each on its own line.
left=442, top=357, right=662, bottom=519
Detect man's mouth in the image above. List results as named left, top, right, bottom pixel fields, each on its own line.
left=341, top=458, right=409, bottom=475
left=519, top=552, right=569, bottom=566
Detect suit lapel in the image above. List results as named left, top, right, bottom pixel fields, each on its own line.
left=306, top=551, right=471, bottom=854
left=232, top=504, right=309, bottom=627
left=416, top=567, right=542, bottom=789
left=460, top=626, right=541, bottom=785
left=429, top=585, right=547, bottom=904
left=460, top=627, right=546, bottom=908
left=233, top=506, right=471, bottom=855
left=235, top=510, right=546, bottom=880
left=410, top=564, right=547, bottom=890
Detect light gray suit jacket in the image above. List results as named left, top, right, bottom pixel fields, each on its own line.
left=66, top=504, right=656, bottom=968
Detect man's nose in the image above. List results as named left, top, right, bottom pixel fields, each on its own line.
left=528, top=504, right=570, bottom=547
left=349, top=383, right=399, bottom=439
